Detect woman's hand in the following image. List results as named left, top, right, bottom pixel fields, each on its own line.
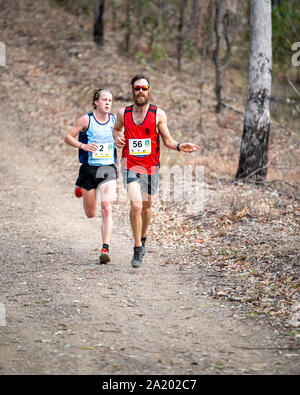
left=80, top=143, right=98, bottom=152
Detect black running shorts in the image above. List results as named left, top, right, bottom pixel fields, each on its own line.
left=76, top=164, right=117, bottom=191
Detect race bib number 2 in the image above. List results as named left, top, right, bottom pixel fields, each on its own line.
left=92, top=143, right=114, bottom=159
left=129, top=138, right=151, bottom=156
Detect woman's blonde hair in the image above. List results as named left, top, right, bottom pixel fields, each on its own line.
left=92, top=88, right=112, bottom=109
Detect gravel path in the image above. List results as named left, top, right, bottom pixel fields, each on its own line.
left=0, top=112, right=299, bottom=375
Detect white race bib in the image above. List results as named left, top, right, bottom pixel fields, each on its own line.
left=129, top=138, right=151, bottom=156
left=92, top=143, right=114, bottom=159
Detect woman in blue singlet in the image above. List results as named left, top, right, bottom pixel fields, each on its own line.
left=64, top=88, right=117, bottom=264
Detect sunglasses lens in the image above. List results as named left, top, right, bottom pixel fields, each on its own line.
left=134, top=86, right=149, bottom=91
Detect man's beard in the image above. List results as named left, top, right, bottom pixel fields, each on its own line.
left=133, top=93, right=150, bottom=106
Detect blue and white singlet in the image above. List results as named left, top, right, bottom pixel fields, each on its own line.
left=78, top=112, right=117, bottom=166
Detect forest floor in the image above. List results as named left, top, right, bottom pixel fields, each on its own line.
left=0, top=0, right=299, bottom=375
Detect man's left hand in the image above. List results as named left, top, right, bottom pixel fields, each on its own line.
left=179, top=143, right=200, bottom=153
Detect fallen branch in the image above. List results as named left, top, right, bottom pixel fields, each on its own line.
left=202, top=89, right=245, bottom=115
left=286, top=77, right=300, bottom=99
left=220, top=101, right=244, bottom=115
left=263, top=179, right=300, bottom=190
left=233, top=345, right=300, bottom=351
left=270, top=95, right=300, bottom=105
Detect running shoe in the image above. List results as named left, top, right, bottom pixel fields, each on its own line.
left=99, top=247, right=110, bottom=264
left=75, top=186, right=83, bottom=198
left=131, top=246, right=144, bottom=268
left=141, top=238, right=146, bottom=257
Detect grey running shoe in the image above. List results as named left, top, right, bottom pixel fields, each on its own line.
left=131, top=246, right=144, bottom=268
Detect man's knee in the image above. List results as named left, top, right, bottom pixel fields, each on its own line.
left=131, top=201, right=143, bottom=214
left=142, top=200, right=152, bottom=211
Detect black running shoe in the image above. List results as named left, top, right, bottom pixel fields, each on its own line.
left=141, top=237, right=146, bottom=257
left=131, top=246, right=144, bottom=268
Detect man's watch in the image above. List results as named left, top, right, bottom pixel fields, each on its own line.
left=177, top=143, right=181, bottom=152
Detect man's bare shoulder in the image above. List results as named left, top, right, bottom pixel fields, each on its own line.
left=156, top=107, right=167, bottom=122
left=117, top=106, right=126, bottom=115
left=115, top=106, right=130, bottom=121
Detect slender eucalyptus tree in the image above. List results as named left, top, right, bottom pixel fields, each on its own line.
left=93, top=0, right=105, bottom=45
left=235, top=0, right=272, bottom=181
left=213, top=0, right=231, bottom=113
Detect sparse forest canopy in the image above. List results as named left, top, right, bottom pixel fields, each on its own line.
left=51, top=0, right=300, bottom=76
left=272, top=0, right=300, bottom=72
left=46, top=0, right=300, bottom=184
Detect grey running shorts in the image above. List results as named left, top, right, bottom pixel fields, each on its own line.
left=121, top=167, right=159, bottom=195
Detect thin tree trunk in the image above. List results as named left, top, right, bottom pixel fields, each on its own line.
left=93, top=0, right=105, bottom=45
left=190, top=0, right=200, bottom=47
left=177, top=1, right=187, bottom=72
left=124, top=0, right=131, bottom=53
left=213, top=0, right=231, bottom=113
left=198, top=46, right=206, bottom=130
left=198, top=0, right=214, bottom=128
left=111, top=0, right=116, bottom=32
left=235, top=0, right=272, bottom=182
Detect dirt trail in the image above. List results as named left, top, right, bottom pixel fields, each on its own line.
left=0, top=112, right=298, bottom=375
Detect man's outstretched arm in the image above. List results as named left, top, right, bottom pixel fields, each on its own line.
left=158, top=109, right=200, bottom=153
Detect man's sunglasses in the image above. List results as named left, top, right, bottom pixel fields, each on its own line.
left=133, top=85, right=149, bottom=91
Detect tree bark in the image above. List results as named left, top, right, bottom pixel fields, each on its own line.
left=213, top=0, right=231, bottom=113
left=235, top=0, right=272, bottom=182
left=93, top=0, right=105, bottom=45
left=177, top=1, right=187, bottom=72
left=124, top=0, right=131, bottom=53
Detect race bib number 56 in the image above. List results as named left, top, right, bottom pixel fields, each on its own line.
left=129, top=138, right=151, bottom=156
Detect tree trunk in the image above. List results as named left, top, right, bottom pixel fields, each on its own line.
left=93, top=0, right=105, bottom=45
left=124, top=0, right=131, bottom=53
left=190, top=0, right=200, bottom=48
left=111, top=0, right=116, bottom=32
left=213, top=0, right=231, bottom=113
left=198, top=46, right=206, bottom=131
left=235, top=0, right=272, bottom=182
left=177, top=1, right=187, bottom=72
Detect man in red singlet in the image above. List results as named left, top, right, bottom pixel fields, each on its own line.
left=113, top=75, right=200, bottom=268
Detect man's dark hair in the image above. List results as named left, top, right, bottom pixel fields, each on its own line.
left=131, top=74, right=150, bottom=87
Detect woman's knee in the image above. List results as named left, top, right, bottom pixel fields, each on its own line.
left=101, top=201, right=112, bottom=217
left=83, top=189, right=97, bottom=218
left=85, top=208, right=96, bottom=218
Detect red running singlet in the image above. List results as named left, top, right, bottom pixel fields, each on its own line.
left=121, top=104, right=160, bottom=175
